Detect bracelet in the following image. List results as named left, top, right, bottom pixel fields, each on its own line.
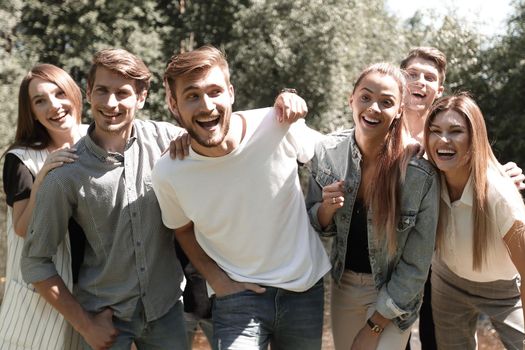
left=366, top=318, right=384, bottom=335
left=280, top=88, right=298, bottom=94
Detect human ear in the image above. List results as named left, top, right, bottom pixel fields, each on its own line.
left=136, top=90, right=148, bottom=109
left=167, top=95, right=182, bottom=124
left=229, top=84, right=235, bottom=105
left=436, top=85, right=444, bottom=99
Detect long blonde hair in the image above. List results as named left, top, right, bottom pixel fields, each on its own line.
left=424, top=93, right=522, bottom=270
left=353, top=63, right=417, bottom=255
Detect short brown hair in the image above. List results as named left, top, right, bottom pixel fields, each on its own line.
left=164, top=45, right=230, bottom=100
left=87, top=48, right=151, bottom=94
left=400, top=47, right=447, bottom=84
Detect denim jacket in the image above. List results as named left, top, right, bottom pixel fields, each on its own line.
left=305, top=129, right=439, bottom=330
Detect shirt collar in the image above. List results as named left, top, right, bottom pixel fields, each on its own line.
left=440, top=172, right=474, bottom=208
left=85, top=122, right=138, bottom=163
left=349, top=129, right=362, bottom=160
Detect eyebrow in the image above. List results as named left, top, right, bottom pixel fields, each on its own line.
left=360, top=87, right=396, bottom=98
left=31, top=94, right=44, bottom=102
left=181, top=83, right=222, bottom=94
left=429, top=122, right=465, bottom=128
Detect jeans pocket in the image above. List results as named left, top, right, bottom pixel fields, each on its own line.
left=214, top=289, right=253, bottom=302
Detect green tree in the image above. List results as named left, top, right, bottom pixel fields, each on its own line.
left=16, top=0, right=175, bottom=120
left=0, top=0, right=27, bottom=151
left=228, top=0, right=405, bottom=132
left=480, top=0, right=525, bottom=166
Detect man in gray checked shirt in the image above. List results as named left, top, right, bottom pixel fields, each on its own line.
left=20, top=48, right=188, bottom=350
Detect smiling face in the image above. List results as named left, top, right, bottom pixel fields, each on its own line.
left=404, top=57, right=444, bottom=116
left=87, top=66, right=146, bottom=136
left=28, top=77, right=78, bottom=137
left=169, top=65, right=234, bottom=154
left=427, top=110, right=471, bottom=178
left=350, top=72, right=403, bottom=145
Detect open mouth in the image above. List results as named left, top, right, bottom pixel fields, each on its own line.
left=436, top=148, right=456, bottom=159
left=101, top=111, right=122, bottom=120
left=411, top=91, right=426, bottom=100
left=196, top=115, right=220, bottom=130
left=50, top=110, right=68, bottom=121
left=363, top=115, right=380, bottom=125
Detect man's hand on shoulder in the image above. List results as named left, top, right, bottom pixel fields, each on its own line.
left=274, top=89, right=308, bottom=123
left=166, top=129, right=191, bottom=160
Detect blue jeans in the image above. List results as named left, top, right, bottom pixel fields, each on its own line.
left=212, top=279, right=324, bottom=350
left=81, top=300, right=188, bottom=349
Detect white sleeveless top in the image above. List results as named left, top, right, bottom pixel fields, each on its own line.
left=0, top=147, right=82, bottom=350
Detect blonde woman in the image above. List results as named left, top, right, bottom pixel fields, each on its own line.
left=424, top=94, right=525, bottom=350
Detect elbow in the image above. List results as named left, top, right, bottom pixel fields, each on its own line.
left=13, top=224, right=28, bottom=238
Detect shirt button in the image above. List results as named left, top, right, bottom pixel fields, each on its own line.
left=140, top=267, right=145, bottom=272
left=132, top=212, right=137, bottom=217
left=136, top=241, right=141, bottom=246
left=142, top=293, right=146, bottom=297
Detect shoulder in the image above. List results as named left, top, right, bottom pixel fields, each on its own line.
left=134, top=119, right=182, bottom=138
left=236, top=107, right=274, bottom=121
left=407, top=155, right=438, bottom=178
left=318, top=128, right=352, bottom=150
left=403, top=156, right=440, bottom=198
left=486, top=167, right=523, bottom=206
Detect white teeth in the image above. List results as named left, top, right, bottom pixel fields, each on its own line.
left=197, top=116, right=219, bottom=123
left=50, top=111, right=67, bottom=120
left=363, top=115, right=380, bottom=124
left=437, top=149, right=455, bottom=155
left=102, top=112, right=119, bottom=117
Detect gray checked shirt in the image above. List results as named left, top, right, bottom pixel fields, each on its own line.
left=21, top=119, right=184, bottom=322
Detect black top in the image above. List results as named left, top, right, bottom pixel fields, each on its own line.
left=345, top=197, right=372, bottom=273
left=3, top=153, right=33, bottom=206
left=3, top=153, right=85, bottom=282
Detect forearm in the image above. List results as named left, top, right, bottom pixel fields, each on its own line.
left=33, top=275, right=92, bottom=334
left=369, top=310, right=391, bottom=329
left=175, top=223, right=234, bottom=294
left=317, top=204, right=336, bottom=229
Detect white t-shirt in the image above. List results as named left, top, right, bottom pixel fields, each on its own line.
left=440, top=166, right=525, bottom=282
left=152, top=107, right=330, bottom=292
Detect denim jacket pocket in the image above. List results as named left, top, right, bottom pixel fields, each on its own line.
left=396, top=214, right=416, bottom=232
left=314, top=166, right=339, bottom=187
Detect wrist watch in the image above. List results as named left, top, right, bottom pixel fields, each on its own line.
left=366, top=318, right=384, bottom=335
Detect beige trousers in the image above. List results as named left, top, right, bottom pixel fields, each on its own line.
left=331, top=270, right=411, bottom=350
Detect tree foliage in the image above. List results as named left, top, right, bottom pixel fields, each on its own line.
left=0, top=0, right=524, bottom=163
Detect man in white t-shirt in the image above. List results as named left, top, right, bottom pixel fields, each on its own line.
left=151, top=45, right=331, bottom=350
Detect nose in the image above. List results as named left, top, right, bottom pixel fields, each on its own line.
left=106, top=93, right=118, bottom=108
left=200, top=94, right=215, bottom=112
left=368, top=101, right=380, bottom=113
left=438, top=133, right=450, bottom=143
left=49, top=96, right=62, bottom=110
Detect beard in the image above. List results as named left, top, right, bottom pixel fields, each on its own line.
left=182, top=109, right=231, bottom=148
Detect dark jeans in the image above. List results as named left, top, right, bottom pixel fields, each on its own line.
left=212, top=279, right=324, bottom=350
left=81, top=300, right=188, bottom=350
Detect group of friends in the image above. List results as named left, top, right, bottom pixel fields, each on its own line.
left=0, top=44, right=524, bottom=350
